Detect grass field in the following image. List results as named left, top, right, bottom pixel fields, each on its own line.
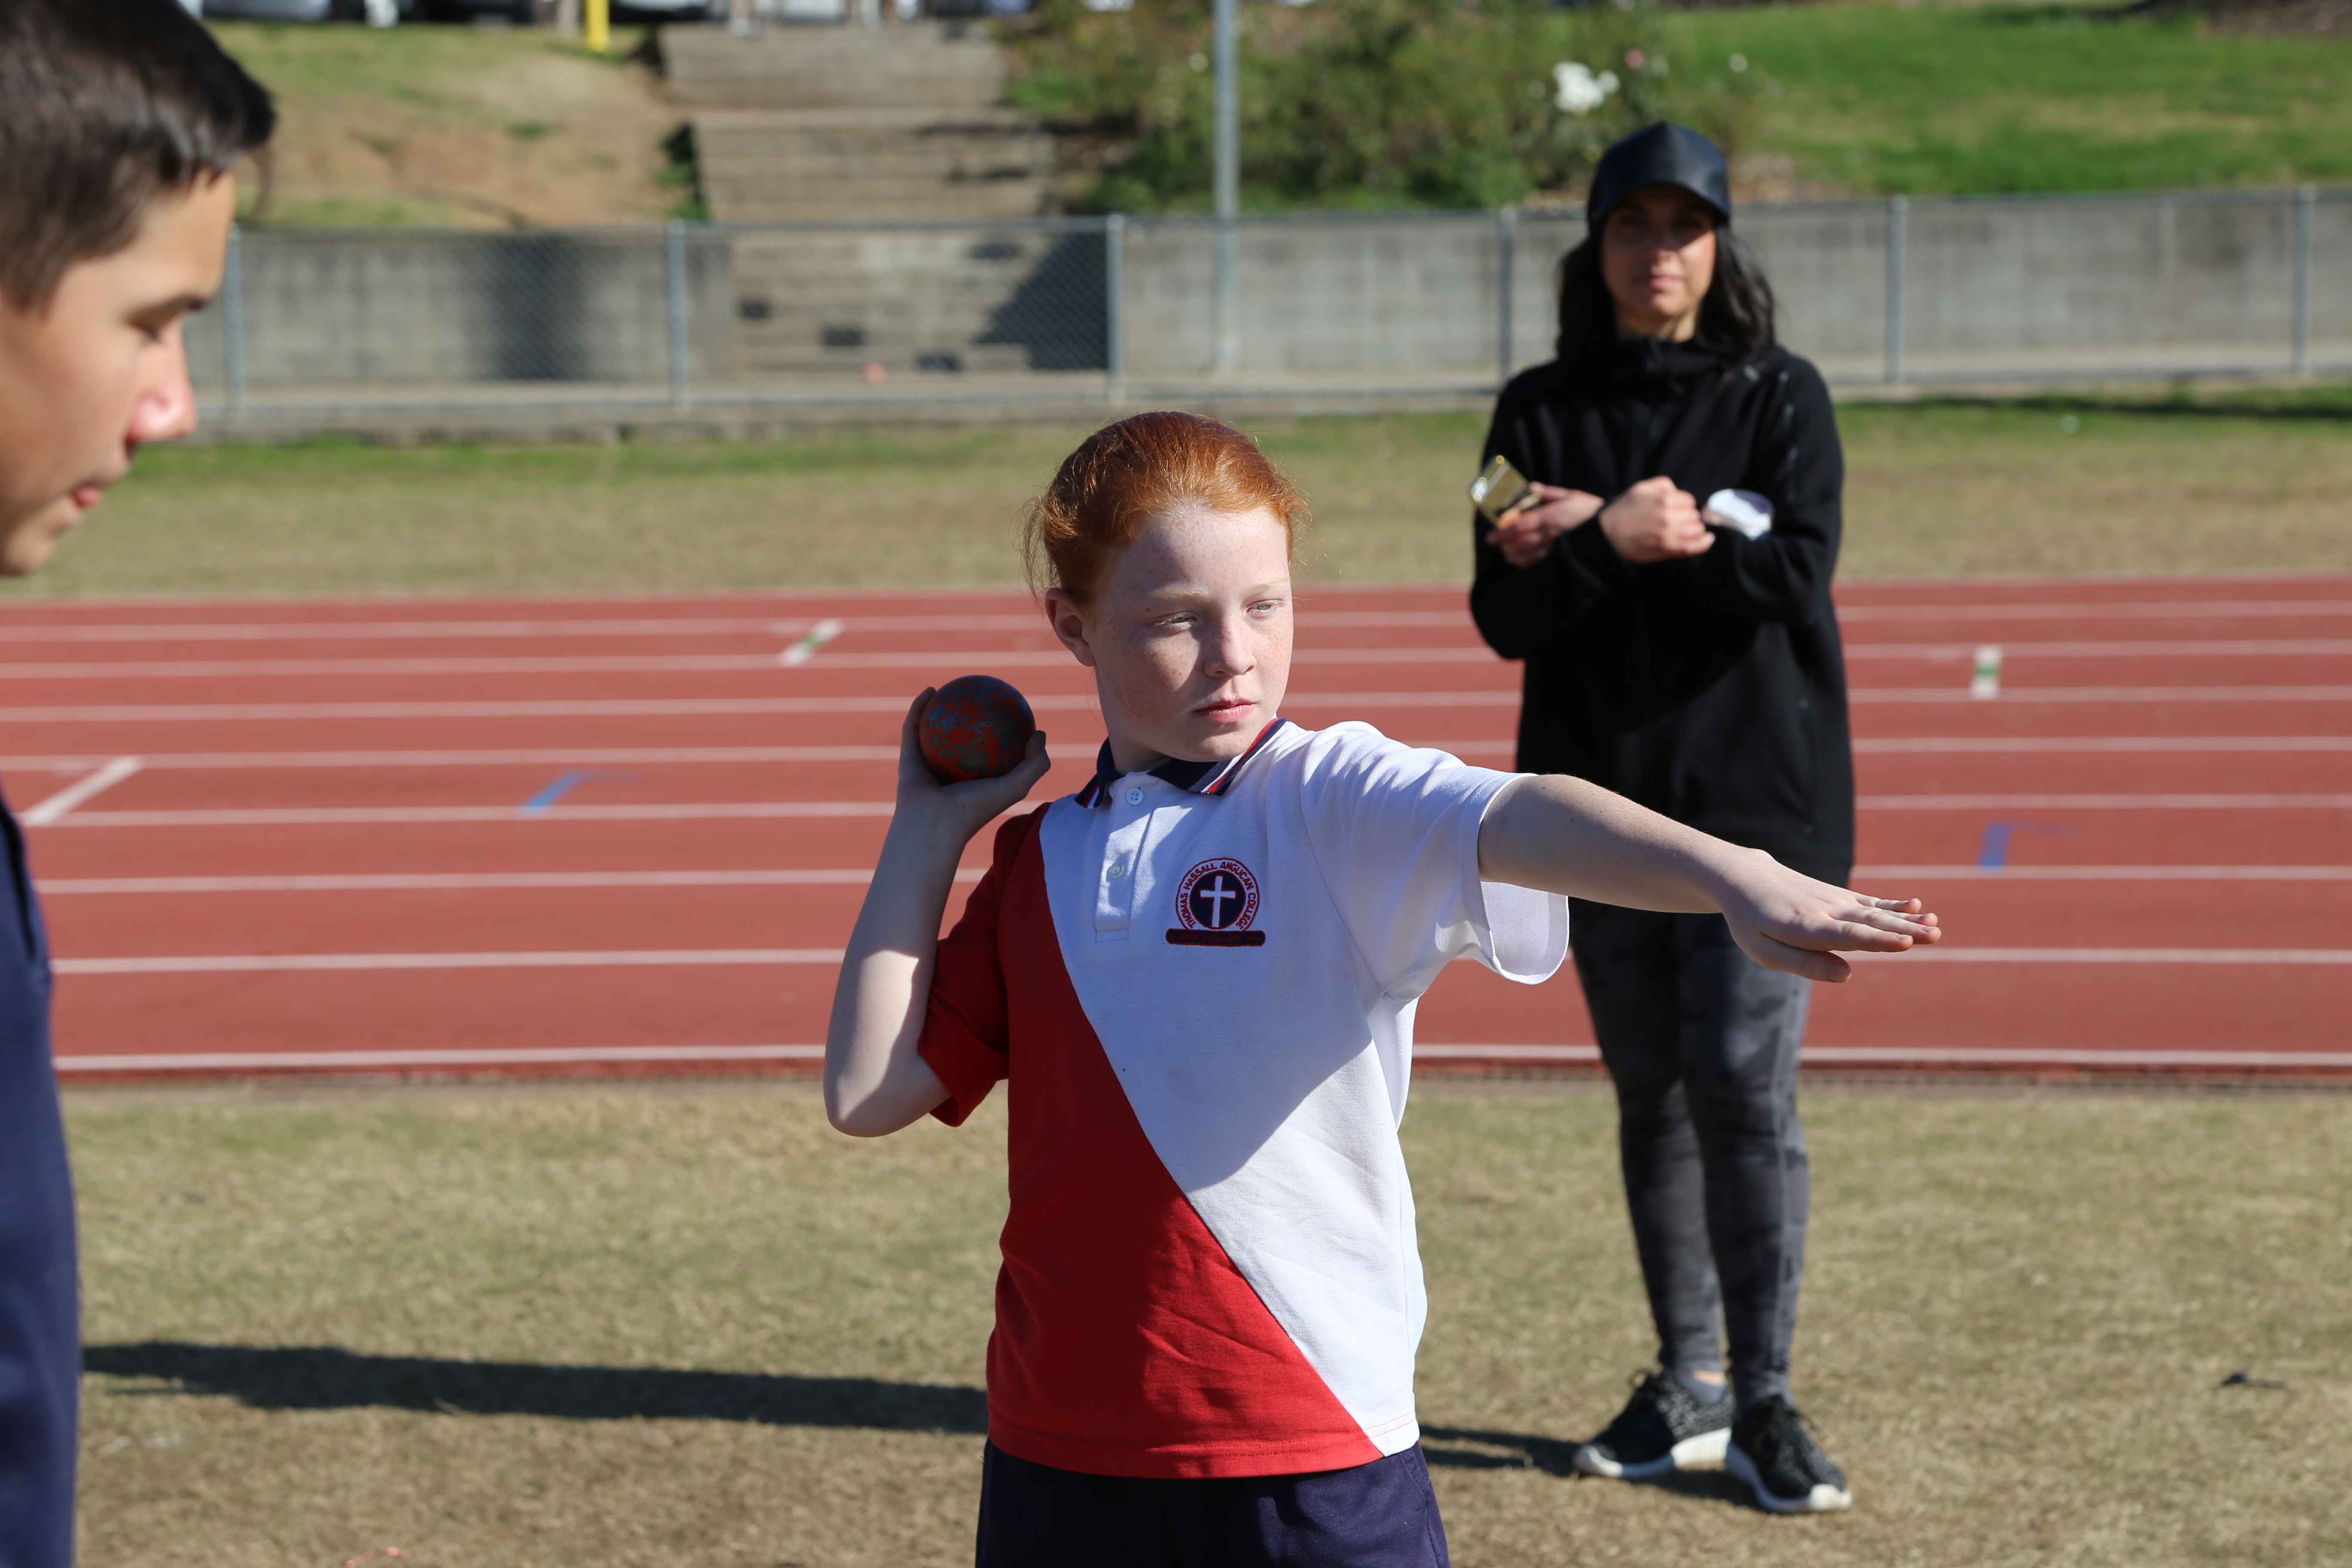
left=11, top=392, right=2351, bottom=599
left=68, top=1081, right=2352, bottom=1567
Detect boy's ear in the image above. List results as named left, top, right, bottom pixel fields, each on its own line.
left=1042, top=588, right=1097, bottom=669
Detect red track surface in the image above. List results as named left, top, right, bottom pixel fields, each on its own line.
left=11, top=574, right=2350, bottom=1082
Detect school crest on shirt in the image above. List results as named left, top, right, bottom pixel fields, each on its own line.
left=1167, top=858, right=1266, bottom=948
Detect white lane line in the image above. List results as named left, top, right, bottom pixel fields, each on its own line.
left=1853, top=686, right=2352, bottom=703
left=19, top=757, right=142, bottom=827
left=35, top=803, right=897, bottom=828
left=54, top=949, right=845, bottom=975
left=18, top=638, right=2352, bottom=679
left=777, top=618, right=845, bottom=667
left=1858, top=793, right=2352, bottom=809
left=1837, top=600, right=2352, bottom=623
left=0, top=617, right=806, bottom=644
left=49, top=1041, right=2352, bottom=1073
left=1851, top=947, right=2352, bottom=964
left=0, top=747, right=905, bottom=770
left=0, top=696, right=1078, bottom=723
left=1419, top=1044, right=1599, bottom=1061
left=1853, top=864, right=2352, bottom=881
left=0, top=691, right=1507, bottom=723
left=1803, top=1046, right=2352, bottom=1066
left=1, top=654, right=813, bottom=679
left=54, top=1044, right=827, bottom=1072
left=1845, top=638, right=2352, bottom=660
left=1413, top=1043, right=2352, bottom=1066
left=1854, top=736, right=2352, bottom=753
left=40, top=869, right=985, bottom=894
left=0, top=645, right=1504, bottom=680
left=12, top=684, right=2352, bottom=726
left=7, top=597, right=2351, bottom=646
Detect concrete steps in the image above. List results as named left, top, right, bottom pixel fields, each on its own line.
left=662, top=21, right=1050, bottom=221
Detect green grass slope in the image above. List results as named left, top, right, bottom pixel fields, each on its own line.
left=1673, top=3, right=2352, bottom=197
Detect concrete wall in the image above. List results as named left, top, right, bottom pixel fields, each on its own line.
left=185, top=187, right=2351, bottom=403
left=186, top=230, right=736, bottom=390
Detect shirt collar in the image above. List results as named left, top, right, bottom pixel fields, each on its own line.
left=1076, top=718, right=1291, bottom=808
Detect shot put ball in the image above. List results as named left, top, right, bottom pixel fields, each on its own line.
left=919, top=675, right=1037, bottom=784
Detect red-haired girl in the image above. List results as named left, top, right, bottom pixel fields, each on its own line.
left=824, top=411, right=1938, bottom=1567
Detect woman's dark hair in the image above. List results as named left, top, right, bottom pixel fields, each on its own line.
left=0, top=0, right=276, bottom=313
left=1553, top=222, right=1777, bottom=368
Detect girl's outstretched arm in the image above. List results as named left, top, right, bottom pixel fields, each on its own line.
left=824, top=691, right=1049, bottom=1136
left=1477, top=774, right=1939, bottom=983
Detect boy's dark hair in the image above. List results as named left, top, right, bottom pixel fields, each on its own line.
left=0, top=0, right=276, bottom=313
left=1553, top=226, right=1777, bottom=369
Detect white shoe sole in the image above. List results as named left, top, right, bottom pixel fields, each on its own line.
left=1726, top=1443, right=1853, bottom=1513
left=1573, top=1426, right=1729, bottom=1481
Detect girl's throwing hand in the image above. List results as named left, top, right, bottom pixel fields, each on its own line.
left=893, top=688, right=1053, bottom=847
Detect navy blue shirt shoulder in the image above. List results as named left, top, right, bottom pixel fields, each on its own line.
left=1469, top=337, right=1855, bottom=885
left=0, top=787, right=74, bottom=1568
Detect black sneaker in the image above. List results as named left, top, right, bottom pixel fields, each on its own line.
left=1726, top=1395, right=1853, bottom=1513
left=1570, top=1370, right=1733, bottom=1480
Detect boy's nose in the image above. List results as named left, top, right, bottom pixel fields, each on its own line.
left=126, top=325, right=199, bottom=449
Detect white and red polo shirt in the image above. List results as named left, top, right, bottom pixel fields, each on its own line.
left=918, top=718, right=1568, bottom=1480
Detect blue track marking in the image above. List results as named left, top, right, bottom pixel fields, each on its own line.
left=521, top=769, right=637, bottom=815
left=1978, top=820, right=2076, bottom=870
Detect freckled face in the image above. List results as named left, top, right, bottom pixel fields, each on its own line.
left=1046, top=505, right=1293, bottom=772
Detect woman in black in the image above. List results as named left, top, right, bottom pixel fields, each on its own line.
left=1470, top=123, right=1855, bottom=1514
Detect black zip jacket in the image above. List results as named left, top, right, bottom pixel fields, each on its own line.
left=1470, top=337, right=1854, bottom=886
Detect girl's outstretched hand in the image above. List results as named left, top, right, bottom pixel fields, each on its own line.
left=891, top=687, right=1053, bottom=845
left=1712, top=854, right=1941, bottom=983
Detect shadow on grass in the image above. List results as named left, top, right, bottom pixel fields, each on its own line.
left=1418, top=1425, right=1770, bottom=1511
left=83, top=1341, right=986, bottom=1435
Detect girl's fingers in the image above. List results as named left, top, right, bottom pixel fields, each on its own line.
left=1749, top=929, right=1854, bottom=983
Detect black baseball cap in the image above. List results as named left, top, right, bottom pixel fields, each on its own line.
left=1586, top=122, right=1732, bottom=229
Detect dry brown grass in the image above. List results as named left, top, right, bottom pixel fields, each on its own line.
left=11, top=397, right=2349, bottom=602
left=67, top=1081, right=2352, bottom=1568
left=213, top=22, right=677, bottom=232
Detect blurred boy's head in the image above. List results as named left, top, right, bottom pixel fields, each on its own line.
left=1030, top=413, right=1311, bottom=770
left=0, top=0, right=273, bottom=575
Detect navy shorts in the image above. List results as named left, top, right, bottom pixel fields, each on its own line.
left=974, top=1441, right=1450, bottom=1568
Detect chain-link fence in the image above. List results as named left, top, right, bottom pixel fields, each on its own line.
left=183, top=186, right=2352, bottom=426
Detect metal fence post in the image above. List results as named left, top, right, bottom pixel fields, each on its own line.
left=2294, top=184, right=2315, bottom=377
left=222, top=224, right=247, bottom=418
left=1885, top=194, right=1907, bottom=385
left=1212, top=0, right=1238, bottom=374
left=1105, top=213, right=1127, bottom=407
left=666, top=219, right=690, bottom=409
left=1497, top=206, right=1517, bottom=388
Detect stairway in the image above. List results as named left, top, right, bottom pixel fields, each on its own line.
left=662, top=22, right=1052, bottom=223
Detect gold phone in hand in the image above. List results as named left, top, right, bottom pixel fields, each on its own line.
left=1468, top=455, right=1535, bottom=523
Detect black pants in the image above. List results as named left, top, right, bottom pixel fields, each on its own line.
left=1571, top=901, right=1812, bottom=1411
left=975, top=1442, right=1449, bottom=1568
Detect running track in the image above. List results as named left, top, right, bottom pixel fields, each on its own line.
left=12, top=573, right=2351, bottom=1082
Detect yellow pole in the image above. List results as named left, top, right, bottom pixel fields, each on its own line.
left=585, top=0, right=609, bottom=54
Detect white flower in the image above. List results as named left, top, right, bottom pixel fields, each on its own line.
left=1553, top=61, right=1618, bottom=115
left=1730, top=52, right=1749, bottom=73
